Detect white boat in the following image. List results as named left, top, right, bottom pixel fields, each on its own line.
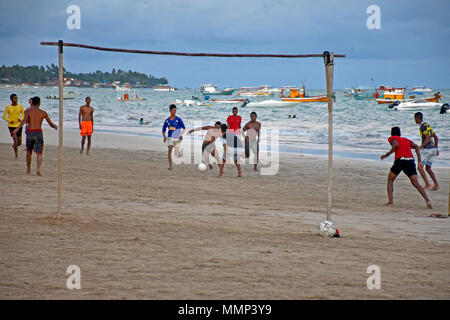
left=390, top=99, right=443, bottom=111
left=173, top=98, right=211, bottom=106
left=154, top=85, right=176, bottom=91
left=244, top=99, right=301, bottom=108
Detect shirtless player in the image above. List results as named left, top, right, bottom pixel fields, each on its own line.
left=79, top=97, right=94, bottom=155
left=13, top=96, right=58, bottom=176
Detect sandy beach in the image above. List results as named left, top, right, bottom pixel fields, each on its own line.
left=0, top=126, right=449, bottom=299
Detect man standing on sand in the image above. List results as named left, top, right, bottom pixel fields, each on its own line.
left=162, top=104, right=185, bottom=170
left=188, top=121, right=221, bottom=169
left=414, top=112, right=440, bottom=191
left=381, top=126, right=432, bottom=209
left=243, top=111, right=261, bottom=171
left=13, top=96, right=58, bottom=176
left=3, top=94, right=24, bottom=158
left=226, top=106, right=244, bottom=163
left=79, top=97, right=94, bottom=155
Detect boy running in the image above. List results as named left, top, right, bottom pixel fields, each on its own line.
left=3, top=94, right=24, bottom=158
left=13, top=96, right=58, bottom=176
left=218, top=124, right=242, bottom=178
left=79, top=97, right=94, bottom=155
left=188, top=121, right=222, bottom=169
left=381, top=126, right=432, bottom=209
left=414, top=112, right=439, bottom=191
left=162, top=104, right=185, bottom=170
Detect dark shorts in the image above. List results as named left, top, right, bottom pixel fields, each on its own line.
left=9, top=126, right=22, bottom=137
left=26, top=131, right=44, bottom=154
left=202, top=141, right=212, bottom=153
left=390, top=159, right=417, bottom=177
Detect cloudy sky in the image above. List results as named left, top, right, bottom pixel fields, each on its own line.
left=1, top=0, right=449, bottom=88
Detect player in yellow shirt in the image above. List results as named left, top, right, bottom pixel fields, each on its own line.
left=3, top=94, right=24, bottom=158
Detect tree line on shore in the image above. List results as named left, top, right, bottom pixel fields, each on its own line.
left=0, top=64, right=169, bottom=87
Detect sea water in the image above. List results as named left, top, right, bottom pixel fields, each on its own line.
left=1, top=87, right=448, bottom=166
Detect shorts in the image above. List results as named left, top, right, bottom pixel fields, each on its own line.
left=167, top=137, right=181, bottom=147
left=80, top=121, right=93, bottom=136
left=9, top=126, right=22, bottom=138
left=26, top=130, right=44, bottom=154
left=245, top=138, right=259, bottom=158
left=421, top=148, right=437, bottom=167
left=390, top=159, right=417, bottom=177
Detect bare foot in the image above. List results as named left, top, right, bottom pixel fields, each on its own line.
left=237, top=173, right=242, bottom=177
left=428, top=213, right=447, bottom=218
left=432, top=185, right=440, bottom=191
left=217, top=175, right=223, bottom=178
left=383, top=202, right=393, bottom=206
left=426, top=201, right=432, bottom=209
left=36, top=170, right=42, bottom=176
left=26, top=170, right=31, bottom=175
left=424, top=185, right=431, bottom=190
left=168, top=167, right=172, bottom=170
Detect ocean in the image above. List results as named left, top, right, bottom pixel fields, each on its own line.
left=1, top=87, right=449, bottom=167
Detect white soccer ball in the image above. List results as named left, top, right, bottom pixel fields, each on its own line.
left=198, top=163, right=208, bottom=172
left=318, top=220, right=338, bottom=237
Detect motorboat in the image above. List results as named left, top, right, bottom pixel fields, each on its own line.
left=389, top=100, right=443, bottom=111
left=243, top=99, right=301, bottom=108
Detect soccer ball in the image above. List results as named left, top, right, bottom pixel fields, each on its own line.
left=318, top=220, right=339, bottom=237
left=198, top=163, right=207, bottom=172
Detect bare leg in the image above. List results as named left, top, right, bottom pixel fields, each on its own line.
left=234, top=160, right=242, bottom=177
left=12, top=134, right=18, bottom=158
left=217, top=164, right=224, bottom=178
left=80, top=136, right=86, bottom=154
left=385, top=171, right=397, bottom=205
left=26, top=150, right=32, bottom=174
left=425, top=165, right=439, bottom=190
left=17, top=136, right=22, bottom=147
left=168, top=145, right=173, bottom=170
left=418, top=163, right=431, bottom=188
left=86, top=136, right=92, bottom=155
left=36, top=153, right=43, bottom=176
left=409, top=174, right=432, bottom=208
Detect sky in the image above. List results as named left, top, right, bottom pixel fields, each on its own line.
left=1, top=0, right=449, bottom=89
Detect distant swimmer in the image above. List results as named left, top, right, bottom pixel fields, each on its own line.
left=13, top=96, right=58, bottom=176
left=139, top=118, right=149, bottom=125
left=188, top=121, right=222, bottom=169
left=414, top=112, right=440, bottom=191
left=243, top=112, right=261, bottom=171
left=79, top=97, right=94, bottom=155
left=162, top=104, right=185, bottom=170
left=440, top=103, right=449, bottom=114
left=381, top=126, right=432, bottom=209
left=3, top=94, right=24, bottom=158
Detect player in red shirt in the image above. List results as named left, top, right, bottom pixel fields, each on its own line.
left=381, top=127, right=432, bottom=209
left=226, top=107, right=242, bottom=134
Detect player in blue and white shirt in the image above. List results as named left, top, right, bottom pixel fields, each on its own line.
left=162, top=104, right=185, bottom=170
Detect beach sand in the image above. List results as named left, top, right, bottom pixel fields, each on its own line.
left=0, top=127, right=449, bottom=299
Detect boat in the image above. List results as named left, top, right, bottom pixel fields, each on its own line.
left=210, top=98, right=245, bottom=104
left=200, top=84, right=235, bottom=95
left=154, top=85, right=176, bottom=91
left=237, top=86, right=274, bottom=96
left=389, top=100, right=443, bottom=111
left=352, top=86, right=379, bottom=100
left=243, top=99, right=301, bottom=108
left=173, top=98, right=211, bottom=106
left=280, top=87, right=328, bottom=102
left=376, top=85, right=441, bottom=104
left=116, top=86, right=145, bottom=101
